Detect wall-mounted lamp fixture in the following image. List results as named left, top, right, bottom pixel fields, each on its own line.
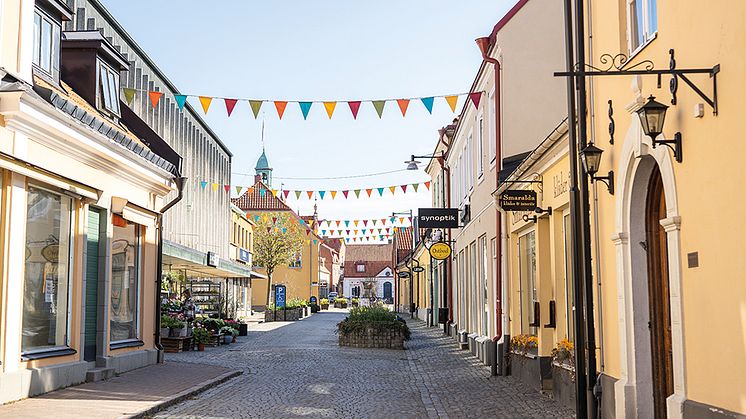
left=580, top=143, right=615, bottom=195
left=637, top=95, right=683, bottom=163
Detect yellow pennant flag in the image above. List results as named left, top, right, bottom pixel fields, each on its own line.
left=445, top=95, right=459, bottom=113
left=199, top=96, right=213, bottom=114
left=330, top=190, right=337, bottom=199
left=353, top=220, right=359, bottom=227
left=389, top=186, right=396, bottom=195
left=323, top=102, right=337, bottom=119
left=212, top=183, right=219, bottom=191
left=235, top=186, right=243, bottom=195
left=272, top=189, right=279, bottom=197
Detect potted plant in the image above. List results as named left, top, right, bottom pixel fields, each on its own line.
left=192, top=326, right=209, bottom=351
left=320, top=298, right=329, bottom=310
left=170, top=318, right=187, bottom=337
left=336, top=297, right=348, bottom=309
left=351, top=298, right=360, bottom=307
left=230, top=327, right=239, bottom=343
left=219, top=326, right=234, bottom=344
left=160, top=314, right=173, bottom=337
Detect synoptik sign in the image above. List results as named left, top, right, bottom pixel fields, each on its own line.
left=418, top=208, right=459, bottom=228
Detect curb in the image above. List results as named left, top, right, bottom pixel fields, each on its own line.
left=128, top=369, right=243, bottom=418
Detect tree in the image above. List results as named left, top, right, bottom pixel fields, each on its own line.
left=251, top=212, right=306, bottom=305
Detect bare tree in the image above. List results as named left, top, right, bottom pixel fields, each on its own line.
left=251, top=212, right=306, bottom=305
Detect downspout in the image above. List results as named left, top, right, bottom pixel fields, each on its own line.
left=155, top=176, right=186, bottom=363
left=475, top=36, right=503, bottom=352
left=444, top=165, right=453, bottom=327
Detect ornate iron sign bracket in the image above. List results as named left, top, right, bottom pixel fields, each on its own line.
left=555, top=49, right=720, bottom=115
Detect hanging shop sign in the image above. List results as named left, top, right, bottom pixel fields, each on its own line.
left=207, top=251, right=219, bottom=267
left=429, top=242, right=452, bottom=260
left=417, top=208, right=459, bottom=228
left=499, top=190, right=538, bottom=212
left=238, top=248, right=250, bottom=263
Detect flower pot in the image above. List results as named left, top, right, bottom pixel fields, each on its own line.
left=197, top=343, right=205, bottom=351
left=223, top=334, right=232, bottom=344
left=170, top=327, right=183, bottom=337
left=232, top=336, right=237, bottom=343
left=160, top=327, right=170, bottom=337
left=321, top=304, right=329, bottom=310
left=179, top=327, right=188, bottom=337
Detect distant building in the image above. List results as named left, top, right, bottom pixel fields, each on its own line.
left=344, top=244, right=395, bottom=303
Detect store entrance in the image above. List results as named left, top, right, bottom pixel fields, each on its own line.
left=84, top=208, right=102, bottom=362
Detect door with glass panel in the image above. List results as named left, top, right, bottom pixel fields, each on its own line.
left=84, top=208, right=103, bottom=361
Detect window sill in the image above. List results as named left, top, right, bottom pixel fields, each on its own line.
left=110, top=339, right=144, bottom=350
left=21, top=347, right=77, bottom=361
left=625, top=32, right=658, bottom=67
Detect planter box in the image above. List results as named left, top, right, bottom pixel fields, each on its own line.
left=320, top=304, right=329, bottom=310
left=551, top=363, right=576, bottom=410
left=338, top=325, right=406, bottom=349
left=161, top=336, right=192, bottom=353
left=264, top=308, right=302, bottom=322
left=238, top=323, right=248, bottom=336
left=509, top=352, right=553, bottom=391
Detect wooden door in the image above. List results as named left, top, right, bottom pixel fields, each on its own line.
left=645, top=166, right=674, bottom=419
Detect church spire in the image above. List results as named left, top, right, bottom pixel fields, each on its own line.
left=255, top=121, right=273, bottom=186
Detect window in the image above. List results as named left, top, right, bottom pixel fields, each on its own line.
left=628, top=0, right=657, bottom=52
left=356, top=264, right=365, bottom=273
left=488, top=89, right=496, bottom=163
left=519, top=230, right=537, bottom=335
left=32, top=8, right=61, bottom=79
left=478, top=118, right=484, bottom=178
left=289, top=251, right=302, bottom=268
left=98, top=61, right=121, bottom=116
left=479, top=236, right=488, bottom=334
left=22, top=185, right=73, bottom=353
left=491, top=237, right=497, bottom=335
left=110, top=216, right=141, bottom=342
left=563, top=214, right=575, bottom=341
left=470, top=241, right=477, bottom=330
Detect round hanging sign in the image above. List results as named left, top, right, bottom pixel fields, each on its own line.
left=429, top=242, right=452, bottom=260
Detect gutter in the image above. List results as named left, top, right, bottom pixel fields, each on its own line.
left=154, top=176, right=186, bottom=362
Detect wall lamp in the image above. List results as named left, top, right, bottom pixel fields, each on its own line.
left=637, top=95, right=683, bottom=163
left=580, top=143, right=615, bottom=195
left=522, top=206, right=552, bottom=223
left=405, top=152, right=445, bottom=170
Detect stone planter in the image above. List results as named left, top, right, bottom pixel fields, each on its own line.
left=338, top=324, right=406, bottom=349
left=551, top=362, right=576, bottom=410
left=509, top=351, right=552, bottom=391
left=170, top=327, right=186, bottom=337
left=160, top=327, right=170, bottom=337
left=321, top=303, right=329, bottom=310
left=264, top=308, right=302, bottom=322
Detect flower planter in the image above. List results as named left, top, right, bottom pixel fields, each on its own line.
left=160, top=327, right=170, bottom=337
left=320, top=304, right=329, bottom=310
left=170, top=327, right=184, bottom=337
left=223, top=334, right=232, bottom=344
left=338, top=324, right=406, bottom=349
left=509, top=351, right=552, bottom=391
left=551, top=362, right=576, bottom=410
left=238, top=323, right=248, bottom=336
left=197, top=343, right=205, bottom=351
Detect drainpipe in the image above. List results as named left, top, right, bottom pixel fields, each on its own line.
left=475, top=36, right=503, bottom=356
left=155, top=176, right=186, bottom=363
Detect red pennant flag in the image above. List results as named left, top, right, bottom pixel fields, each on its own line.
left=348, top=101, right=361, bottom=119
left=469, top=92, right=482, bottom=109
left=266, top=227, right=271, bottom=233
left=400, top=184, right=408, bottom=193
left=386, top=228, right=390, bottom=233
left=397, top=99, right=410, bottom=116
left=283, top=190, right=290, bottom=199
left=381, top=219, right=386, bottom=225
left=306, top=191, right=314, bottom=199
left=224, top=99, right=238, bottom=116
left=224, top=184, right=231, bottom=192
left=275, top=101, right=288, bottom=119
left=148, top=91, right=163, bottom=108
left=408, top=216, right=413, bottom=223
left=365, top=189, right=373, bottom=197
left=342, top=190, right=349, bottom=199
left=363, top=220, right=368, bottom=226
left=306, top=229, right=310, bottom=235
left=424, top=181, right=431, bottom=190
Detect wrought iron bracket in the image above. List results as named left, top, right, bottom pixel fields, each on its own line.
left=555, top=49, right=720, bottom=115
left=651, top=132, right=683, bottom=163
left=608, top=100, right=615, bottom=144
left=499, top=173, right=543, bottom=193
left=590, top=171, right=614, bottom=195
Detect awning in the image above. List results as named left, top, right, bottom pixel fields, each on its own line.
left=162, top=240, right=252, bottom=278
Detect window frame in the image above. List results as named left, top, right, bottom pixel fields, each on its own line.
left=518, top=229, right=538, bottom=335
left=355, top=264, right=365, bottom=273
left=97, top=60, right=121, bottom=117
left=31, top=7, right=61, bottom=80
left=477, top=116, right=484, bottom=180
left=21, top=183, right=75, bottom=357
left=289, top=251, right=302, bottom=269
left=627, top=0, right=658, bottom=55
left=109, top=220, right=142, bottom=345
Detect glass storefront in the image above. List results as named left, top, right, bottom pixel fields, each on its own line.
left=519, top=230, right=537, bottom=335
left=22, top=185, right=73, bottom=353
left=110, top=216, right=140, bottom=342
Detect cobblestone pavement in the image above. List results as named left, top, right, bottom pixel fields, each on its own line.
left=158, top=310, right=574, bottom=419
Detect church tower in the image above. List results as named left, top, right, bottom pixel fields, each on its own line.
left=255, top=146, right=272, bottom=187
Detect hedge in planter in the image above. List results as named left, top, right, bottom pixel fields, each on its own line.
left=337, top=306, right=410, bottom=349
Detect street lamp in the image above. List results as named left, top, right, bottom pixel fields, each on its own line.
left=404, top=152, right=445, bottom=171
left=637, top=95, right=683, bottom=162
left=579, top=143, right=615, bottom=195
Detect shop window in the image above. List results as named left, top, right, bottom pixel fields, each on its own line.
left=519, top=230, right=537, bottom=335
left=97, top=61, right=121, bottom=116
left=480, top=235, right=488, bottom=335
left=628, top=0, right=657, bottom=53
left=289, top=251, right=302, bottom=268
left=563, top=214, right=575, bottom=341
left=110, top=216, right=141, bottom=342
left=32, top=8, right=61, bottom=80
left=22, top=185, right=73, bottom=353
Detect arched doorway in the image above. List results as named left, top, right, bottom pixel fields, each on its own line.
left=644, top=165, right=674, bottom=419
left=383, top=282, right=393, bottom=300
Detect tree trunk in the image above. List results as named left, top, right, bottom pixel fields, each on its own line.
left=265, top=271, right=273, bottom=307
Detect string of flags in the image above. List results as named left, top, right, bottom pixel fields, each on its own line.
left=319, top=216, right=413, bottom=228
left=247, top=213, right=392, bottom=243
left=121, top=87, right=484, bottom=120
left=200, top=180, right=431, bottom=199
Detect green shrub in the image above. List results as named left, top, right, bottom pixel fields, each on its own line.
left=351, top=298, right=360, bottom=304
left=192, top=326, right=209, bottom=344
left=201, top=318, right=224, bottom=332
left=320, top=298, right=329, bottom=305
left=336, top=306, right=411, bottom=340
left=160, top=315, right=185, bottom=329
left=336, top=297, right=348, bottom=305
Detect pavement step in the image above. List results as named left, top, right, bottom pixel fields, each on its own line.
left=85, top=367, right=115, bottom=383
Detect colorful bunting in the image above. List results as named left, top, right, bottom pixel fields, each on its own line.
left=469, top=92, right=482, bottom=109
left=299, top=102, right=312, bottom=120
left=275, top=101, right=288, bottom=119
left=199, top=96, right=213, bottom=114
left=372, top=100, right=386, bottom=118
left=200, top=181, right=208, bottom=190
left=421, top=97, right=434, bottom=114
left=148, top=91, right=163, bottom=108
left=123, top=88, right=136, bottom=105
left=348, top=101, right=361, bottom=119
left=318, top=190, right=326, bottom=199
left=224, top=99, right=238, bottom=116
left=397, top=99, right=410, bottom=116
left=249, top=100, right=263, bottom=118
left=445, top=95, right=459, bottom=113
left=323, top=102, right=336, bottom=119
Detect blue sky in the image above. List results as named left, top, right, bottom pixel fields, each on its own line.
left=102, top=0, right=517, bottom=237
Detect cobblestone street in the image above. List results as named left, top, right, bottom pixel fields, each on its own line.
left=158, top=311, right=574, bottom=418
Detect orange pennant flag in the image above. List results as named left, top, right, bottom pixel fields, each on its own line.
left=365, top=189, right=373, bottom=197
left=353, top=220, right=359, bottom=227
left=389, top=186, right=396, bottom=195
left=396, top=99, right=410, bottom=116
left=323, top=102, right=337, bottom=119
left=445, top=95, right=459, bottom=113
left=399, top=217, right=404, bottom=224
left=199, top=96, right=213, bottom=114
left=330, top=190, right=338, bottom=199
left=424, top=181, right=431, bottom=190
left=306, top=190, right=314, bottom=199
left=275, top=101, right=288, bottom=119
left=148, top=91, right=163, bottom=108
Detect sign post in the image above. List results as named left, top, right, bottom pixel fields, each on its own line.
left=274, top=284, right=286, bottom=322
left=498, top=190, right=538, bottom=212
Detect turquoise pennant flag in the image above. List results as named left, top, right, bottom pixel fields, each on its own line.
left=377, top=187, right=384, bottom=196
left=254, top=215, right=260, bottom=221
left=421, top=97, right=434, bottom=114
left=319, top=190, right=326, bottom=199
left=200, top=181, right=208, bottom=190
left=174, top=95, right=188, bottom=110
left=282, top=228, right=287, bottom=233
left=344, top=220, right=350, bottom=227
left=322, top=230, right=326, bottom=235
left=313, top=239, right=318, bottom=245
left=299, top=102, right=312, bottom=120
left=260, top=188, right=266, bottom=197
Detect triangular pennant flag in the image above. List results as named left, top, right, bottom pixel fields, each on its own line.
left=412, top=183, right=419, bottom=192
left=342, top=190, right=349, bottom=199
left=469, top=92, right=482, bottom=109
left=224, top=184, right=231, bottom=192
left=174, top=94, right=187, bottom=109
left=212, top=183, right=219, bottom=191
left=346, top=238, right=350, bottom=243
left=306, top=229, right=310, bottom=236
left=199, top=96, right=213, bottom=114
left=348, top=101, right=361, bottom=119
left=377, top=187, right=384, bottom=196
left=274, top=101, right=288, bottom=119
left=271, top=189, right=279, bottom=197
left=396, top=99, right=410, bottom=116
left=200, top=181, right=208, bottom=190
left=283, top=190, right=290, bottom=199
left=330, top=191, right=337, bottom=199
left=344, top=220, right=350, bottom=227
left=372, top=220, right=377, bottom=226
left=445, top=95, right=459, bottom=113
left=295, top=190, right=302, bottom=199
left=408, top=216, right=413, bottom=223
left=377, top=228, right=382, bottom=233
left=335, top=221, right=341, bottom=227
left=282, top=228, right=287, bottom=234
left=372, top=100, right=386, bottom=118
left=249, top=100, right=263, bottom=118
left=267, top=227, right=271, bottom=233
left=123, top=88, right=136, bottom=105
left=362, top=229, right=367, bottom=234
left=421, top=97, right=434, bottom=114
left=354, top=189, right=362, bottom=198
left=366, top=189, right=373, bottom=197
left=260, top=189, right=266, bottom=197
left=381, top=219, right=386, bottom=225
left=321, top=230, right=326, bottom=236
left=254, top=215, right=260, bottom=221
left=345, top=230, right=350, bottom=234
left=248, top=187, right=254, bottom=195
left=272, top=216, right=278, bottom=224
left=389, top=186, right=396, bottom=195
left=353, top=230, right=358, bottom=235
left=313, top=239, right=318, bottom=245
left=353, top=237, right=357, bottom=242
left=363, top=220, right=368, bottom=226
left=386, top=228, right=390, bottom=233
left=149, top=91, right=163, bottom=108
left=318, top=190, right=326, bottom=199
left=399, top=217, right=405, bottom=224
left=401, top=184, right=408, bottom=193
left=353, top=220, right=359, bottom=227
left=306, top=190, right=314, bottom=199
left=424, top=181, right=431, bottom=190
left=224, top=99, right=238, bottom=116
left=323, top=102, right=337, bottom=119
left=299, top=102, right=312, bottom=120
left=236, top=186, right=243, bottom=195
